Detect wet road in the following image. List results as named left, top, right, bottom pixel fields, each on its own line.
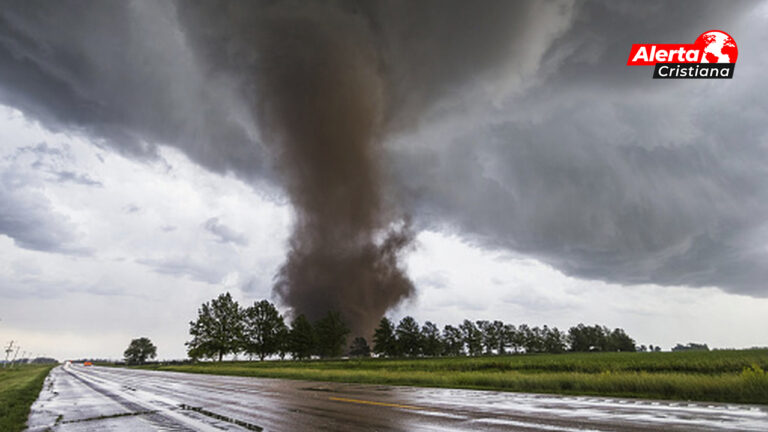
left=27, top=364, right=768, bottom=431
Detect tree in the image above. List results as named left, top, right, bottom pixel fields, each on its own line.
left=421, top=321, right=443, bottom=357
left=477, top=320, right=504, bottom=355
left=186, top=292, right=243, bottom=361
left=349, top=337, right=371, bottom=357
left=396, top=316, right=422, bottom=357
left=373, top=317, right=398, bottom=357
left=568, top=324, right=607, bottom=352
left=476, top=320, right=492, bottom=354
left=276, top=324, right=290, bottom=360
left=606, top=328, right=636, bottom=352
left=241, top=300, right=286, bottom=361
left=314, top=311, right=349, bottom=358
left=288, top=314, right=315, bottom=360
left=442, top=324, right=464, bottom=356
left=542, top=326, right=567, bottom=354
left=519, top=325, right=544, bottom=353
left=502, top=324, right=520, bottom=353
left=460, top=320, right=483, bottom=356
left=124, top=337, right=157, bottom=365
left=490, top=320, right=506, bottom=354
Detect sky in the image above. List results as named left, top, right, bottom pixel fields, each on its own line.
left=1, top=0, right=768, bottom=360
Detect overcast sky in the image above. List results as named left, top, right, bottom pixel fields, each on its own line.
left=1, top=1, right=768, bottom=360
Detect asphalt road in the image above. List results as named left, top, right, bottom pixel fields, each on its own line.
left=27, top=364, right=768, bottom=431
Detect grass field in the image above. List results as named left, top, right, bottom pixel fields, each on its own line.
left=137, top=349, right=768, bottom=404
left=0, top=364, right=55, bottom=432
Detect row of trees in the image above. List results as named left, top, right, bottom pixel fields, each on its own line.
left=672, top=342, right=710, bottom=352
left=185, top=293, right=638, bottom=361
left=372, top=318, right=636, bottom=357
left=186, top=293, right=350, bottom=361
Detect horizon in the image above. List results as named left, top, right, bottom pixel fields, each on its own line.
left=2, top=1, right=768, bottom=361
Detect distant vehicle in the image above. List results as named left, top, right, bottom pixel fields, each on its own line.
left=83, top=361, right=93, bottom=366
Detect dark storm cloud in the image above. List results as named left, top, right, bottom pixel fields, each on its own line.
left=203, top=217, right=248, bottom=246
left=0, top=0, right=766, bottom=320
left=0, top=0, right=271, bottom=182
left=392, top=0, right=768, bottom=296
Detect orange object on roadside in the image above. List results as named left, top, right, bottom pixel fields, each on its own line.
left=83, top=361, right=93, bottom=366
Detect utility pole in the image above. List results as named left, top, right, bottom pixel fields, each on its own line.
left=11, top=346, right=20, bottom=368
left=3, top=341, right=13, bottom=368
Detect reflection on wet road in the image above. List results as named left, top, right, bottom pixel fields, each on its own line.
left=27, top=364, right=768, bottom=431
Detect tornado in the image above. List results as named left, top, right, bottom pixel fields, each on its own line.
left=175, top=0, right=569, bottom=337
left=254, top=8, right=415, bottom=337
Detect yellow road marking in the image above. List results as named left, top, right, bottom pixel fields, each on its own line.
left=328, top=396, right=428, bottom=411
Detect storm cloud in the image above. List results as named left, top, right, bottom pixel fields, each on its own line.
left=0, top=0, right=270, bottom=181
left=392, top=0, right=768, bottom=297
left=0, top=168, right=84, bottom=254
left=0, top=0, right=766, bottom=341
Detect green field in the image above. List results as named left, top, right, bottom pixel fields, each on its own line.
left=0, top=364, right=55, bottom=432
left=136, top=349, right=768, bottom=404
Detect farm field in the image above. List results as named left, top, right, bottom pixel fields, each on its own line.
left=0, top=364, right=55, bottom=432
left=136, top=349, right=768, bottom=405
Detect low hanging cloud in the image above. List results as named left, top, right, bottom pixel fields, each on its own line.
left=0, top=169, right=85, bottom=254
left=0, top=0, right=766, bottom=324
left=50, top=170, right=102, bottom=187
left=13, top=142, right=66, bottom=159
left=10, top=141, right=101, bottom=186
left=204, top=217, right=248, bottom=246
left=136, top=256, right=227, bottom=285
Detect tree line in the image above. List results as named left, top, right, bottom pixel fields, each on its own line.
left=185, top=293, right=349, bottom=361
left=672, top=342, right=709, bottom=352
left=185, top=293, right=638, bottom=361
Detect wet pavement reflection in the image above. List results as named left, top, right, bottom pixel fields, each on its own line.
left=27, top=364, right=768, bottom=431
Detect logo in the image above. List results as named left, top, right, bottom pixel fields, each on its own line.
left=627, top=30, right=738, bottom=79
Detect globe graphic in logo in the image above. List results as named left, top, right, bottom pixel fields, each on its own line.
left=695, top=30, right=738, bottom=63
